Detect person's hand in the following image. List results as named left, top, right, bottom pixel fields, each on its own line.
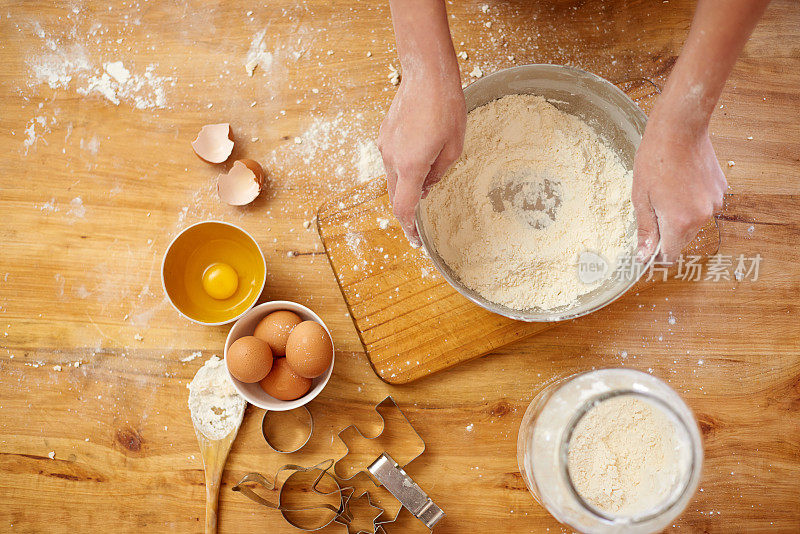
left=378, top=66, right=466, bottom=246
left=632, top=115, right=727, bottom=263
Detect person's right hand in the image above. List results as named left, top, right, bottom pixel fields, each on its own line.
left=377, top=65, right=466, bottom=246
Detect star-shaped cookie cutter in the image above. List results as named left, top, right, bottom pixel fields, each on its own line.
left=337, top=489, right=385, bottom=534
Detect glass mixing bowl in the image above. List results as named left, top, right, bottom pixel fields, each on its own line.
left=415, top=64, right=658, bottom=322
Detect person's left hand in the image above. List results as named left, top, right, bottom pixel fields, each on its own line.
left=632, top=114, right=727, bottom=263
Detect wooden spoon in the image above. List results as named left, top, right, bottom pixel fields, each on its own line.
left=194, top=408, right=245, bottom=533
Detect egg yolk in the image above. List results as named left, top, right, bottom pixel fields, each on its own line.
left=201, top=263, right=239, bottom=300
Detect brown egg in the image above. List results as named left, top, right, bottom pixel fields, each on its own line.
left=259, top=358, right=312, bottom=401
left=253, top=310, right=303, bottom=357
left=226, top=336, right=273, bottom=383
left=285, top=321, right=333, bottom=379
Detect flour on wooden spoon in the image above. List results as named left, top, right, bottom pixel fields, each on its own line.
left=188, top=356, right=246, bottom=440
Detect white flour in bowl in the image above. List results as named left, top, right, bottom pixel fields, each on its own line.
left=420, top=94, right=635, bottom=310
left=188, top=356, right=246, bottom=440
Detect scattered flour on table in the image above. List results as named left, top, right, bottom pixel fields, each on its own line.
left=27, top=31, right=172, bottom=110
left=181, top=351, right=202, bottom=363
left=420, top=94, right=635, bottom=310
left=567, top=396, right=685, bottom=516
left=244, top=29, right=274, bottom=76
left=22, top=114, right=62, bottom=155
left=187, top=356, right=246, bottom=440
left=67, top=197, right=86, bottom=219
left=17, top=20, right=177, bottom=157
left=77, top=61, right=170, bottom=109
left=356, top=139, right=385, bottom=183
left=293, top=113, right=347, bottom=165
left=273, top=111, right=381, bottom=186
left=28, top=40, right=92, bottom=89
left=80, top=135, right=101, bottom=155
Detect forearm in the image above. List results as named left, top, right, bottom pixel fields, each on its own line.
left=388, top=0, right=459, bottom=82
left=653, top=0, right=771, bottom=132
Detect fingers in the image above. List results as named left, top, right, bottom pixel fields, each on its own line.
left=393, top=140, right=461, bottom=244
left=420, top=159, right=446, bottom=199
left=632, top=183, right=660, bottom=263
left=656, top=202, right=717, bottom=264
left=421, top=142, right=460, bottom=199
left=392, top=169, right=425, bottom=247
left=379, top=136, right=431, bottom=246
left=378, top=144, right=426, bottom=246
left=656, top=212, right=696, bottom=264
left=378, top=134, right=397, bottom=204
left=386, top=169, right=398, bottom=205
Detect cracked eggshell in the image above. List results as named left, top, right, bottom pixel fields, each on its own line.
left=192, top=123, right=234, bottom=163
left=218, top=159, right=266, bottom=206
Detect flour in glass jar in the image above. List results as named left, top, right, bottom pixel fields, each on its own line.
left=567, top=396, right=687, bottom=516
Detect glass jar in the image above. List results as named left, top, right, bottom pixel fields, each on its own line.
left=517, top=369, right=703, bottom=533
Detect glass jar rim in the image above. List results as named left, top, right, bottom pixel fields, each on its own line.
left=558, top=389, right=700, bottom=525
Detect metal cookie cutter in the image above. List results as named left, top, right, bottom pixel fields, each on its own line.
left=367, top=453, right=445, bottom=529
left=261, top=405, right=314, bottom=454
left=333, top=397, right=445, bottom=531
left=234, top=396, right=445, bottom=533
left=232, top=459, right=350, bottom=531
left=337, top=489, right=385, bottom=534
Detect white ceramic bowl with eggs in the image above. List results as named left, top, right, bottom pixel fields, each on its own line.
left=224, top=301, right=334, bottom=411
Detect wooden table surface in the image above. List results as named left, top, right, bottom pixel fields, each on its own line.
left=1, top=1, right=799, bottom=532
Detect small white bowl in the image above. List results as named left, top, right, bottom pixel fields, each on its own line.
left=161, top=220, right=267, bottom=326
left=224, top=301, right=334, bottom=411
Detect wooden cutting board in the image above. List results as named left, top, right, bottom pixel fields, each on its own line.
left=316, top=82, right=721, bottom=384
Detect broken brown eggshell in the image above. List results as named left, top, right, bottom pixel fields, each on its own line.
left=192, top=123, right=235, bottom=164
left=218, top=159, right=266, bottom=206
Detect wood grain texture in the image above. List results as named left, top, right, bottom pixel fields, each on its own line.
left=195, top=420, right=243, bottom=534
left=0, top=0, right=798, bottom=533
